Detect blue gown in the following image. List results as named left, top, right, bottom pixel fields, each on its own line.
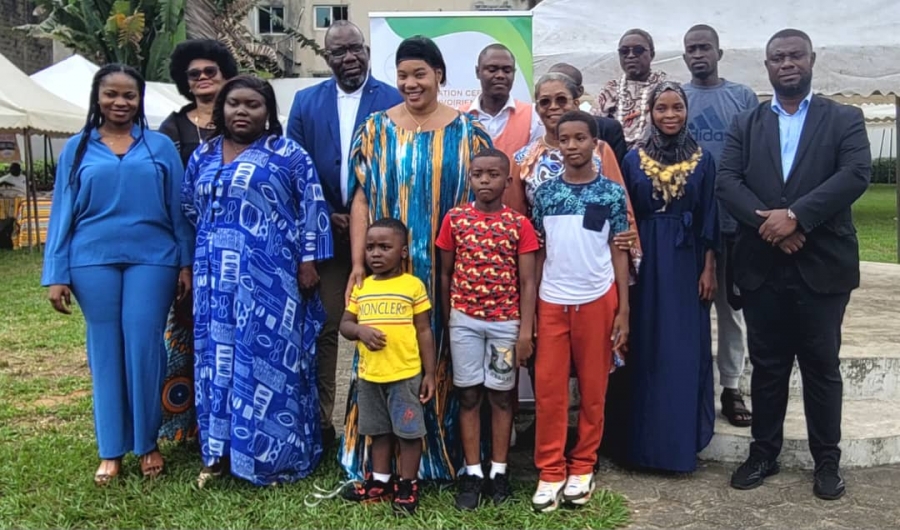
left=617, top=149, right=718, bottom=473
left=182, top=135, right=333, bottom=485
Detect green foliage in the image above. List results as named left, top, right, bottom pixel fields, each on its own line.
left=872, top=158, right=897, bottom=184
left=17, top=0, right=186, bottom=82
left=0, top=161, right=55, bottom=191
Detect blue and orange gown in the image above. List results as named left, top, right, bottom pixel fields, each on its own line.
left=340, top=111, right=492, bottom=481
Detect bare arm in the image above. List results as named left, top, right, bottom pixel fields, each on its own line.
left=345, top=188, right=368, bottom=303
left=339, top=310, right=386, bottom=351
left=517, top=252, right=537, bottom=342
left=610, top=244, right=630, bottom=351
left=414, top=311, right=436, bottom=403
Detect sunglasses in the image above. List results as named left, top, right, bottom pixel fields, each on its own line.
left=327, top=44, right=366, bottom=59
left=186, top=65, right=220, bottom=81
left=618, top=45, right=649, bottom=57
left=537, top=95, right=572, bottom=109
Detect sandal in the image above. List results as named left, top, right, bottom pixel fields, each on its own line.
left=94, top=458, right=121, bottom=487
left=196, top=459, right=227, bottom=489
left=140, top=449, right=164, bottom=479
left=721, top=388, right=752, bottom=427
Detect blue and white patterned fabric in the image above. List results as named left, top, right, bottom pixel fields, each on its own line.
left=182, top=134, right=333, bottom=485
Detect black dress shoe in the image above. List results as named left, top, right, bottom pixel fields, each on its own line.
left=813, top=462, right=846, bottom=500
left=322, top=425, right=336, bottom=449
left=730, top=456, right=780, bottom=490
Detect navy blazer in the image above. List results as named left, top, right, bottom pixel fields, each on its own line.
left=286, top=76, right=403, bottom=214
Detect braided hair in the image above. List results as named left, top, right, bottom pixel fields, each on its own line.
left=67, top=64, right=150, bottom=188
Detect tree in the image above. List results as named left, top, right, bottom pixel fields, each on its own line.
left=18, top=0, right=186, bottom=82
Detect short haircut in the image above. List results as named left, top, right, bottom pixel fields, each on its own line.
left=369, top=217, right=409, bottom=241
left=621, top=28, right=655, bottom=53
left=396, top=36, right=448, bottom=85
left=9, top=162, right=21, bottom=175
left=472, top=147, right=510, bottom=174
left=477, top=43, right=514, bottom=66
left=548, top=63, right=583, bottom=86
left=534, top=72, right=579, bottom=100
left=169, top=39, right=240, bottom=101
left=557, top=110, right=598, bottom=139
left=767, top=28, right=813, bottom=53
left=324, top=20, right=365, bottom=46
left=685, top=24, right=720, bottom=47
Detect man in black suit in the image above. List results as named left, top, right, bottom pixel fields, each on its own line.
left=547, top=63, right=628, bottom=165
left=717, top=29, right=870, bottom=501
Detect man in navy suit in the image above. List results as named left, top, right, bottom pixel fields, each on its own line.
left=287, top=20, right=403, bottom=447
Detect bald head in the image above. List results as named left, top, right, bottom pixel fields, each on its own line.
left=324, top=20, right=365, bottom=47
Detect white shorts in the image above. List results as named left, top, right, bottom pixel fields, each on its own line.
left=448, top=309, right=519, bottom=391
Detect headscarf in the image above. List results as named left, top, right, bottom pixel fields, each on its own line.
left=641, top=81, right=700, bottom=165
left=395, top=36, right=448, bottom=85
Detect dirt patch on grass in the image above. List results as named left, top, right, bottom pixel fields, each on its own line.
left=32, top=389, right=92, bottom=409
left=0, top=347, right=88, bottom=380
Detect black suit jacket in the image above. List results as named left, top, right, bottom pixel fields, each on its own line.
left=595, top=116, right=627, bottom=166
left=716, top=95, right=871, bottom=294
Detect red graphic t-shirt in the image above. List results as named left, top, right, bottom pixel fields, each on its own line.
left=436, top=203, right=540, bottom=321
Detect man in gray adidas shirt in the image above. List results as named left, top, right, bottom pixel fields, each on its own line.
left=682, top=23, right=758, bottom=428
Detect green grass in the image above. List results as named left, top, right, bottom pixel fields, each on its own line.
left=0, top=250, right=629, bottom=529
left=854, top=184, right=899, bottom=263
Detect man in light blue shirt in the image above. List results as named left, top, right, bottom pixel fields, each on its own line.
left=682, top=24, right=758, bottom=429
left=770, top=92, right=812, bottom=179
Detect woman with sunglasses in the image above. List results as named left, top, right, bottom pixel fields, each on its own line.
left=595, top=29, right=668, bottom=149
left=513, top=73, right=640, bottom=265
left=156, top=40, right=239, bottom=444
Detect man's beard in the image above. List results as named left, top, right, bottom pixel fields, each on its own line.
left=775, top=74, right=812, bottom=98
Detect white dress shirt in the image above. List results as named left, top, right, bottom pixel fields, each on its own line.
left=469, top=96, right=544, bottom=144
left=337, top=78, right=366, bottom=207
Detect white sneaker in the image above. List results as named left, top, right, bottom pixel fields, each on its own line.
left=532, top=480, right=565, bottom=512
left=563, top=473, right=595, bottom=506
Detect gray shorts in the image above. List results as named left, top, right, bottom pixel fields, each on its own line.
left=448, top=309, right=519, bottom=391
left=357, top=374, right=426, bottom=439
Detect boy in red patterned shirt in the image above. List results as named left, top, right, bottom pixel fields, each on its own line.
left=436, top=148, right=539, bottom=510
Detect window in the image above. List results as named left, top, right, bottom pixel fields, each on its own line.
left=257, top=5, right=285, bottom=35
left=314, top=5, right=348, bottom=30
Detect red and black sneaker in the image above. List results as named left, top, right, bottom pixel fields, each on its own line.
left=392, top=479, right=419, bottom=516
left=341, top=476, right=394, bottom=503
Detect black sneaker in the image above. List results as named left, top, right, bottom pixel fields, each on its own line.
left=321, top=425, right=336, bottom=450
left=454, top=474, right=483, bottom=510
left=342, top=476, right=393, bottom=502
left=813, top=462, right=846, bottom=500
left=489, top=472, right=512, bottom=506
left=392, top=479, right=419, bottom=516
left=730, top=456, right=780, bottom=490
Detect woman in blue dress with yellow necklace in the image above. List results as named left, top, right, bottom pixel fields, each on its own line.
left=612, top=81, right=718, bottom=473
left=182, top=75, right=333, bottom=486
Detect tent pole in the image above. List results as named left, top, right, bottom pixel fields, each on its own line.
left=895, top=95, right=899, bottom=263
left=23, top=131, right=36, bottom=251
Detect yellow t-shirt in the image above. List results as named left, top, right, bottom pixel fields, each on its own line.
left=346, top=273, right=432, bottom=383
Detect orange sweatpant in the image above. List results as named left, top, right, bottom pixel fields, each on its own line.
left=534, top=288, right=617, bottom=482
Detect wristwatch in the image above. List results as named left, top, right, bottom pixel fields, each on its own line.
left=787, top=208, right=797, bottom=221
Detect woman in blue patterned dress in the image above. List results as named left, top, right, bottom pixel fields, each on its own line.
left=338, top=36, right=492, bottom=483
left=181, top=76, right=333, bottom=486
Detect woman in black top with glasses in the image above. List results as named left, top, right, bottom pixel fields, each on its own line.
left=157, top=40, right=238, bottom=443
left=159, top=40, right=239, bottom=165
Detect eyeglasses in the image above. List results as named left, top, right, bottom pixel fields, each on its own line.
left=327, top=44, right=365, bottom=59
left=618, top=45, right=649, bottom=57
left=186, top=65, right=220, bottom=81
left=537, top=95, right=571, bottom=109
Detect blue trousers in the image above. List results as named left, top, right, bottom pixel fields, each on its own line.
left=70, top=264, right=178, bottom=458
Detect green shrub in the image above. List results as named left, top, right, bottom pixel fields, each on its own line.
left=872, top=158, right=897, bottom=184
left=0, top=161, right=56, bottom=191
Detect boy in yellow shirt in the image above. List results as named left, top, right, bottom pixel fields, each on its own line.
left=339, top=217, right=436, bottom=516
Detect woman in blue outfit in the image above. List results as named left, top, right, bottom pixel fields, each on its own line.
left=182, top=75, right=333, bottom=487
left=613, top=81, right=718, bottom=472
left=42, top=64, right=194, bottom=486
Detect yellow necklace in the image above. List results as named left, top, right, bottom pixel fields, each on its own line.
left=403, top=104, right=440, bottom=133
left=638, top=148, right=702, bottom=204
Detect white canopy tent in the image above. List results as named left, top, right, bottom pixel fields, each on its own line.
left=31, top=55, right=189, bottom=130
left=533, top=0, right=900, bottom=261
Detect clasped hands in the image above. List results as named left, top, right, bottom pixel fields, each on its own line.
left=756, top=209, right=805, bottom=255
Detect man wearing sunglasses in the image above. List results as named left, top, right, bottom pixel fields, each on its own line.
left=287, top=20, right=402, bottom=449
left=595, top=29, right=668, bottom=148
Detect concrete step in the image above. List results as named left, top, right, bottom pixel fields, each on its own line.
left=710, top=354, right=900, bottom=401
left=699, top=396, right=900, bottom=468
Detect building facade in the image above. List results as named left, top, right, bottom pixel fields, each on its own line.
left=249, top=0, right=534, bottom=77
left=0, top=0, right=53, bottom=74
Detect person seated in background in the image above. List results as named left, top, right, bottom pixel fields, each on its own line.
left=0, top=163, right=26, bottom=197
